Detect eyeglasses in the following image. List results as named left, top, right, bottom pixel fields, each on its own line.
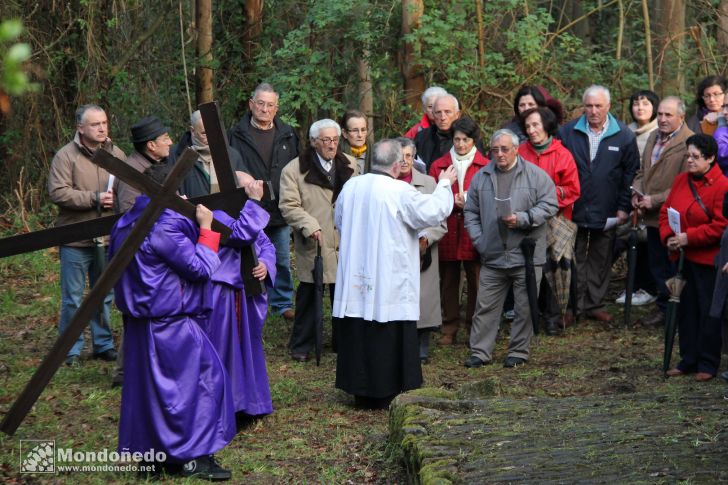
left=346, top=128, right=367, bottom=134
left=317, top=137, right=339, bottom=145
left=490, top=146, right=513, bottom=154
left=702, top=92, right=724, bottom=100
left=252, top=100, right=278, bottom=109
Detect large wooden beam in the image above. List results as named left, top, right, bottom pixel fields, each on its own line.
left=0, top=150, right=199, bottom=435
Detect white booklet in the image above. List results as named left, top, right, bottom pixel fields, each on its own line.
left=603, top=217, right=619, bottom=231
left=495, top=197, right=512, bottom=218
left=667, top=207, right=681, bottom=235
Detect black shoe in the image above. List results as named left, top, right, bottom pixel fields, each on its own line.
left=93, top=349, right=118, bottom=361
left=290, top=352, right=309, bottom=363
left=721, top=370, right=728, bottom=383
left=638, top=312, right=665, bottom=327
left=181, top=455, right=231, bottom=481
left=65, top=355, right=81, bottom=367
left=544, top=320, right=562, bottom=336
left=110, top=374, right=123, bottom=389
left=464, top=356, right=488, bottom=368
left=504, top=356, right=527, bottom=368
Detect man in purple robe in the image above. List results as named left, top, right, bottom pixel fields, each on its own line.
left=206, top=176, right=278, bottom=420
left=110, top=170, right=235, bottom=481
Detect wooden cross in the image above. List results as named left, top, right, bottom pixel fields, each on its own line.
left=0, top=101, right=270, bottom=434
left=0, top=149, right=208, bottom=434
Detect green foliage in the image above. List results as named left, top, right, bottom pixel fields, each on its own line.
left=0, top=19, right=36, bottom=95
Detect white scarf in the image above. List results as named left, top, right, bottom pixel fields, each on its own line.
left=450, top=145, right=477, bottom=195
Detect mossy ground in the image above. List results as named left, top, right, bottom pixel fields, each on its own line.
left=0, top=249, right=725, bottom=483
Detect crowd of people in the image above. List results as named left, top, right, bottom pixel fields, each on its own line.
left=46, top=77, right=728, bottom=481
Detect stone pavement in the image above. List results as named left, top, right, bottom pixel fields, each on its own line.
left=389, top=382, right=728, bottom=484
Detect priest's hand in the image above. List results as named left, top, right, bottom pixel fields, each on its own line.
left=252, top=261, right=268, bottom=280
left=245, top=180, right=264, bottom=201
left=419, top=236, right=428, bottom=255
left=438, top=165, right=457, bottom=185
left=196, top=204, right=213, bottom=230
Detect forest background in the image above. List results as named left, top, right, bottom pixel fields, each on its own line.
left=0, top=0, right=726, bottom=225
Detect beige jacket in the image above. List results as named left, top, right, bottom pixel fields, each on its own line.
left=632, top=123, right=693, bottom=227
left=48, top=133, right=126, bottom=247
left=279, top=150, right=358, bottom=283
left=410, top=170, right=447, bottom=329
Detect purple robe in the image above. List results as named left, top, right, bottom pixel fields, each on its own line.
left=208, top=202, right=277, bottom=416
left=110, top=196, right=235, bottom=463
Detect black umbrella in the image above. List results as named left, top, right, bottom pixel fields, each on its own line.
left=663, top=249, right=686, bottom=375
left=623, top=212, right=639, bottom=326
left=312, top=241, right=324, bottom=366
left=520, top=237, right=540, bottom=335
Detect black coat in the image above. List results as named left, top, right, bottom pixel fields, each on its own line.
left=559, top=114, right=639, bottom=229
left=168, top=130, right=246, bottom=199
left=228, top=112, right=299, bottom=227
left=414, top=126, right=453, bottom=171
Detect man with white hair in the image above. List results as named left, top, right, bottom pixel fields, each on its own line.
left=404, top=86, right=449, bottom=139
left=414, top=93, right=462, bottom=169
left=333, top=139, right=456, bottom=408
left=560, top=85, right=639, bottom=323
left=463, top=129, right=557, bottom=369
left=279, top=119, right=358, bottom=362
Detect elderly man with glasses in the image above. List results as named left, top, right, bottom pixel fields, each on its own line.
left=229, top=82, right=300, bottom=322
left=463, top=129, right=557, bottom=369
left=279, top=119, right=359, bottom=362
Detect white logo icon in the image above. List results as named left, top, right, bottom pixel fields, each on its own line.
left=20, top=440, right=55, bottom=473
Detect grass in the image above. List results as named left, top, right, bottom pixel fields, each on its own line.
left=0, top=248, right=726, bottom=483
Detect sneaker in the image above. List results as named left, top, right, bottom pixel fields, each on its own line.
left=503, top=309, right=515, bottom=320
left=181, top=455, right=231, bottom=481
left=65, top=355, right=81, bottom=367
left=615, top=290, right=627, bottom=304
left=632, top=289, right=657, bottom=306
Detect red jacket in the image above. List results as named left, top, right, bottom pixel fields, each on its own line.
left=429, top=150, right=490, bottom=261
left=518, top=139, right=581, bottom=220
left=659, top=163, right=728, bottom=266
left=404, top=114, right=431, bottom=140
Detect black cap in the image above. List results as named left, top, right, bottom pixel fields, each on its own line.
left=131, top=116, right=170, bottom=144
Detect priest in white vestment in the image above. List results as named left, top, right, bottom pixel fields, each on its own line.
left=333, top=138, right=457, bottom=408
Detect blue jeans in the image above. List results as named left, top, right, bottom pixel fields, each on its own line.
left=59, top=246, right=114, bottom=357
left=265, top=225, right=294, bottom=315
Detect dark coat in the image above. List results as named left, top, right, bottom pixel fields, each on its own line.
left=228, top=112, right=300, bottom=227
left=168, top=130, right=246, bottom=199
left=559, top=114, right=639, bottom=229
left=414, top=126, right=453, bottom=171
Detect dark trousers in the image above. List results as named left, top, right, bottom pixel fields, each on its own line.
left=289, top=282, right=335, bottom=355
left=439, top=260, right=480, bottom=337
left=647, top=227, right=675, bottom=314
left=676, top=261, right=722, bottom=375
left=575, top=227, right=615, bottom=313
left=539, top=275, right=562, bottom=325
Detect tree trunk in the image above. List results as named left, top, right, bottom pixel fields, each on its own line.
left=401, top=0, right=425, bottom=110
left=655, top=0, right=685, bottom=96
left=717, top=0, right=728, bottom=54
left=243, top=0, right=264, bottom=63
left=358, top=53, right=374, bottom=138
left=642, top=0, right=655, bottom=90
left=195, top=0, right=213, bottom=105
